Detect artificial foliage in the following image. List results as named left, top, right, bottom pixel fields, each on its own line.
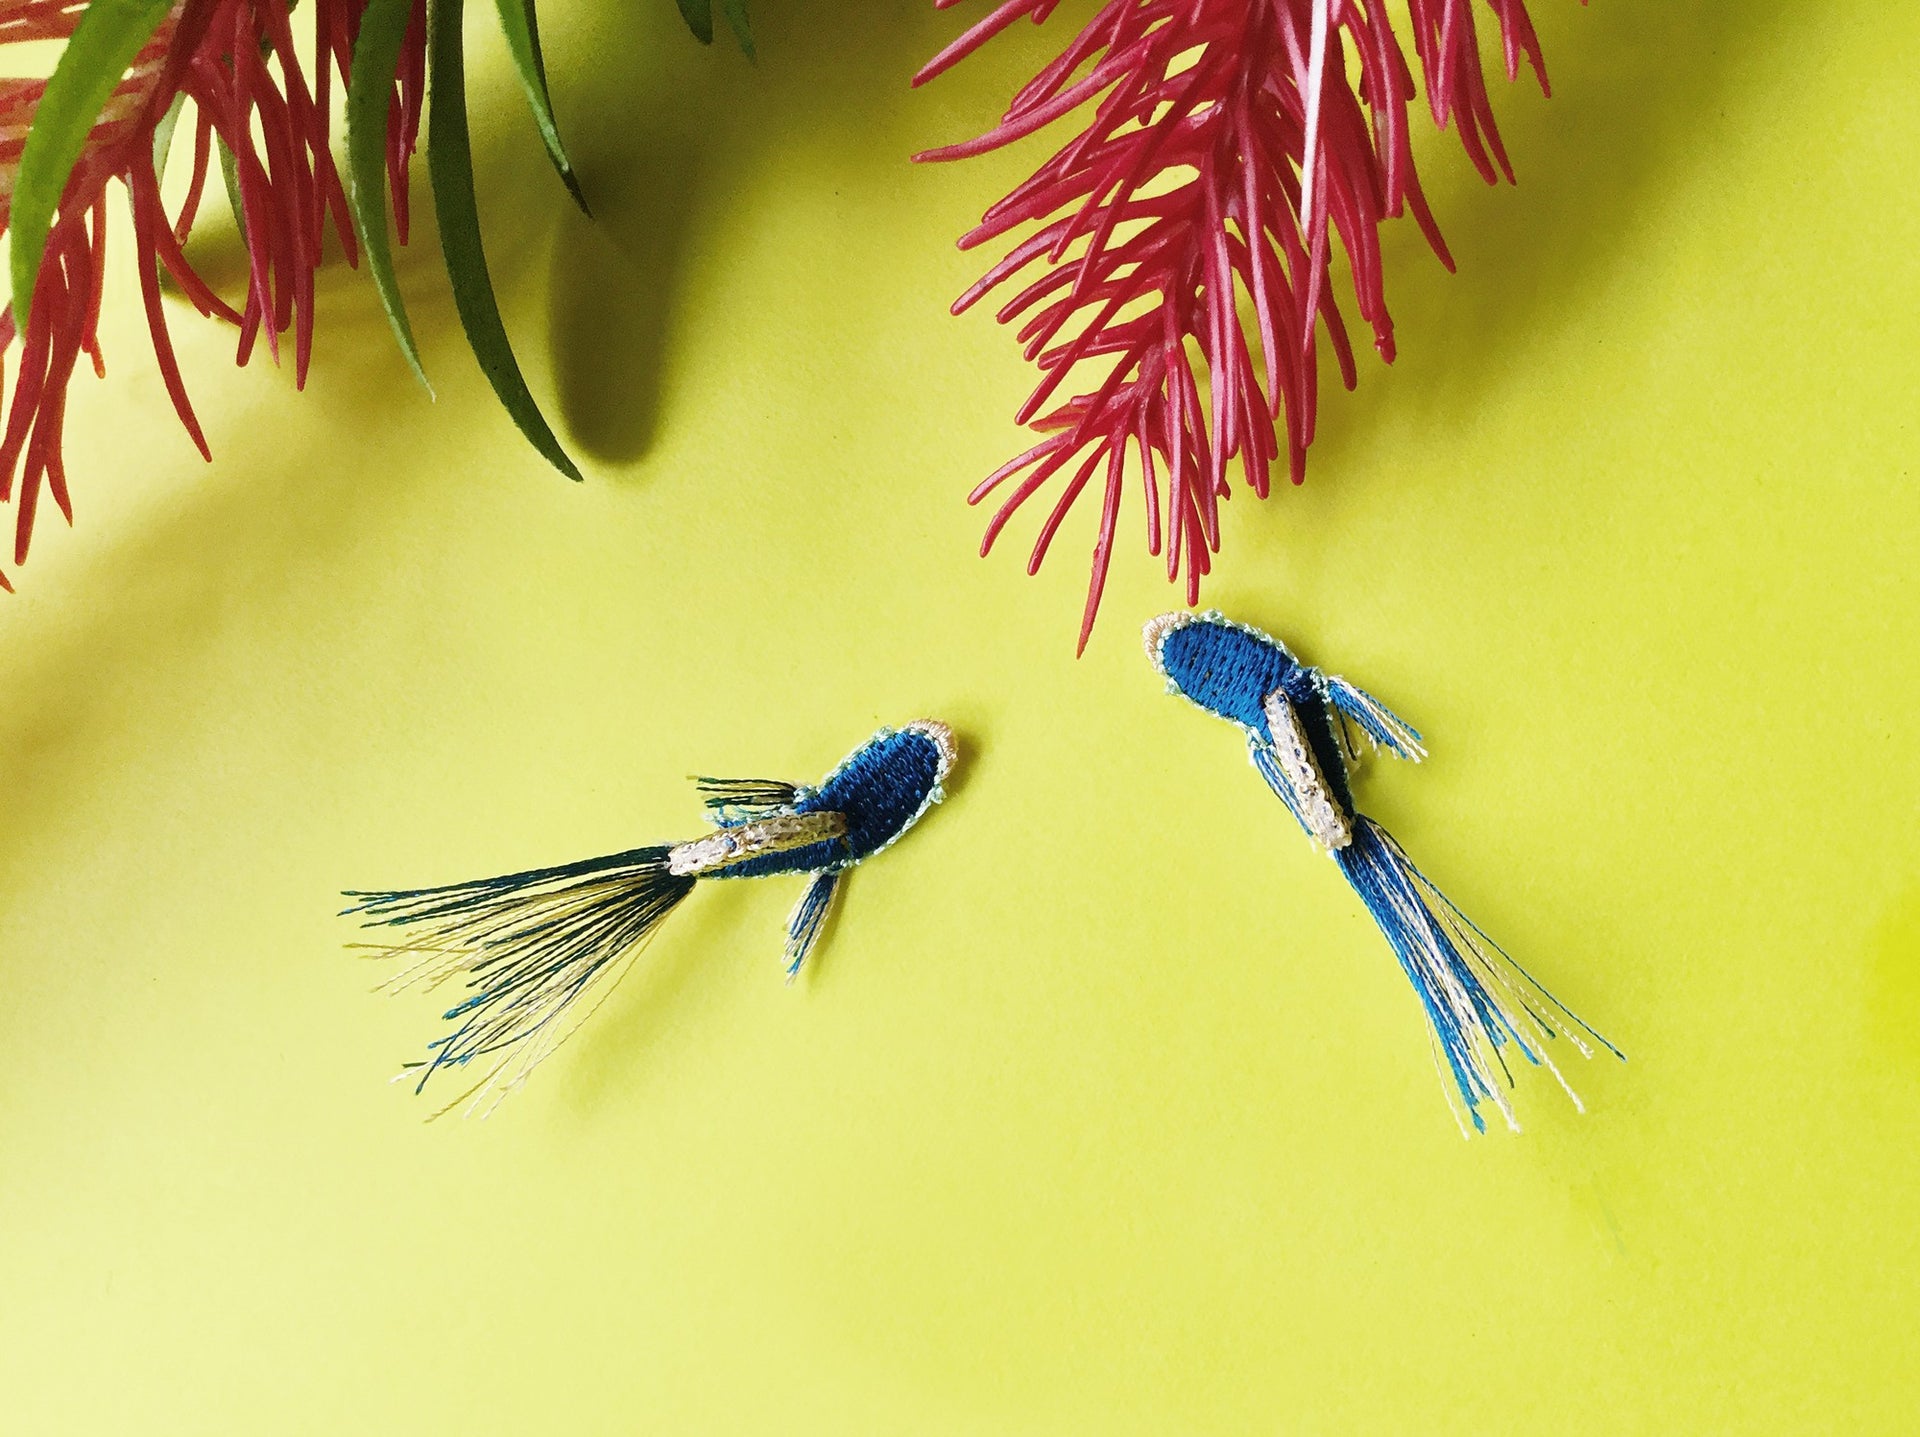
left=0, top=0, right=745, bottom=590
left=916, top=0, right=1573, bottom=649
left=3, top=0, right=1566, bottom=629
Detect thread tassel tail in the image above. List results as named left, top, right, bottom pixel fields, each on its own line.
left=1334, top=816, right=1621, bottom=1135
left=345, top=846, right=698, bottom=1117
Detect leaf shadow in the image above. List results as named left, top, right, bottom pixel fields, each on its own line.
left=538, top=0, right=970, bottom=471
left=1291, top=0, right=1821, bottom=507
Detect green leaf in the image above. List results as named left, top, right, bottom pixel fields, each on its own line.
left=150, top=93, right=186, bottom=184
left=428, top=0, right=583, bottom=482
left=9, top=0, right=176, bottom=327
left=674, top=0, right=714, bottom=45
left=718, top=0, right=753, bottom=59
left=217, top=134, right=248, bottom=241
left=347, top=0, right=432, bottom=393
left=491, top=0, right=590, bottom=214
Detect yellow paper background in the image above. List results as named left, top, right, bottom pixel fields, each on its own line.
left=3, top=2, right=1917, bottom=1430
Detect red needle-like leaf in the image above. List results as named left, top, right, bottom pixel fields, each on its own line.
left=917, top=0, right=1571, bottom=652
left=0, top=0, right=427, bottom=584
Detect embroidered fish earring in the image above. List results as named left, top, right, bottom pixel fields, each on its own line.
left=344, top=721, right=959, bottom=1116
left=1144, top=612, right=1621, bottom=1134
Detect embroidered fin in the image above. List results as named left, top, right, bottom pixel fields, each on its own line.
left=693, top=776, right=801, bottom=815
left=784, top=869, right=842, bottom=981
left=1325, top=675, right=1427, bottom=762
left=1249, top=736, right=1311, bottom=831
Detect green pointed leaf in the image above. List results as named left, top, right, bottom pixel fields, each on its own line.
left=150, top=93, right=186, bottom=183
left=9, top=0, right=176, bottom=327
left=428, top=0, right=582, bottom=482
left=719, top=0, right=753, bottom=58
left=347, top=0, right=431, bottom=393
left=492, top=0, right=589, bottom=214
left=674, top=0, right=714, bottom=45
left=217, top=134, right=248, bottom=240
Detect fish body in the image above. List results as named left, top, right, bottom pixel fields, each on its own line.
left=1146, top=611, right=1619, bottom=1135
left=1149, top=612, right=1362, bottom=831
left=698, top=724, right=955, bottom=878
left=344, top=721, right=957, bottom=1115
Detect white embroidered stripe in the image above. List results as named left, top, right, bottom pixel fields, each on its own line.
left=666, top=810, right=848, bottom=877
left=1262, top=689, right=1353, bottom=852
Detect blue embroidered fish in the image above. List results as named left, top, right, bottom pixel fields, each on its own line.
left=1144, top=612, right=1621, bottom=1134
left=344, top=722, right=958, bottom=1116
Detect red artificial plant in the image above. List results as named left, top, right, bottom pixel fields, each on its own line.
left=0, top=0, right=745, bottom=591
left=916, top=0, right=1571, bottom=651
left=0, top=0, right=420, bottom=587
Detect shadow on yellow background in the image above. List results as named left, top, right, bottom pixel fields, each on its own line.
left=0, top=1, right=1916, bottom=1432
